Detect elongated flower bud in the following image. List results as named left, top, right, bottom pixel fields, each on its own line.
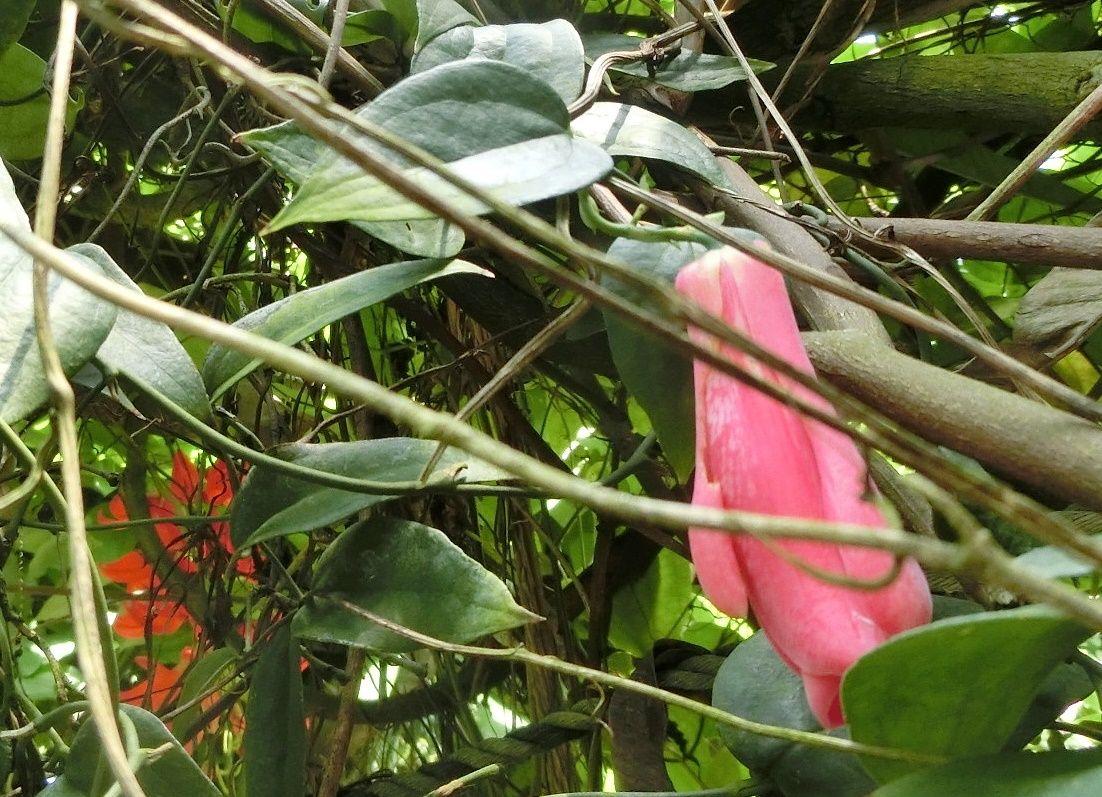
left=676, top=247, right=931, bottom=728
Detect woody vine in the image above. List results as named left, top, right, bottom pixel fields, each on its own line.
left=0, top=2, right=1101, bottom=797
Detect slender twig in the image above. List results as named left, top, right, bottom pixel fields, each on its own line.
left=969, top=80, right=1102, bottom=222
left=84, top=0, right=1102, bottom=426
left=31, top=4, right=144, bottom=797
left=318, top=0, right=351, bottom=89
left=5, top=227, right=1102, bottom=629
left=325, top=598, right=943, bottom=765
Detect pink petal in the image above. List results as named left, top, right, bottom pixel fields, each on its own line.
left=688, top=477, right=749, bottom=617
left=675, top=247, right=931, bottom=728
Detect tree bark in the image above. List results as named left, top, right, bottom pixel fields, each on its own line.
left=804, top=331, right=1102, bottom=511
left=701, top=51, right=1102, bottom=138
left=833, top=217, right=1102, bottom=269
left=695, top=159, right=893, bottom=344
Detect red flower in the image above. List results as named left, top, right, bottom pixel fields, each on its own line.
left=675, top=247, right=931, bottom=728
left=98, top=452, right=253, bottom=640
left=120, top=649, right=191, bottom=711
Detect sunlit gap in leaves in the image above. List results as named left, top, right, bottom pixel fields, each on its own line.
left=1042, top=148, right=1072, bottom=172
left=164, top=209, right=205, bottom=243
left=1048, top=636, right=1102, bottom=750
left=836, top=32, right=880, bottom=63
left=693, top=593, right=755, bottom=640
left=546, top=425, right=596, bottom=511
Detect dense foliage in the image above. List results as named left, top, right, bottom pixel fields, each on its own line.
left=1, top=1, right=1101, bottom=796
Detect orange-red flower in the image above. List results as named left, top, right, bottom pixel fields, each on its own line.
left=98, top=452, right=253, bottom=640
left=120, top=649, right=192, bottom=711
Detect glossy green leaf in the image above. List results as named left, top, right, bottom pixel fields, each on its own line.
left=770, top=731, right=878, bottom=797
left=263, top=60, right=610, bottom=232
left=239, top=122, right=465, bottom=257
left=1016, top=545, right=1098, bottom=578
left=711, top=632, right=874, bottom=796
left=245, top=625, right=305, bottom=797
left=40, top=705, right=220, bottom=797
left=1004, top=659, right=1094, bottom=751
left=231, top=438, right=511, bottom=547
left=601, top=238, right=707, bottom=481
left=413, top=0, right=478, bottom=53
left=0, top=0, right=35, bottom=57
left=573, top=102, right=730, bottom=186
left=0, top=165, right=117, bottom=423
left=342, top=10, right=402, bottom=46
left=266, top=133, right=611, bottom=229
left=413, top=19, right=585, bottom=103
left=712, top=631, right=821, bottom=773
left=583, top=33, right=773, bottom=92
left=68, top=244, right=213, bottom=422
left=0, top=43, right=81, bottom=161
left=842, top=606, right=1094, bottom=782
left=872, top=748, right=1102, bottom=797
left=216, top=0, right=320, bottom=53
left=293, top=516, right=540, bottom=652
left=201, top=258, right=483, bottom=399
left=607, top=548, right=693, bottom=657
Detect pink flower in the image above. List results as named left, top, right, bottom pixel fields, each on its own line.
left=675, top=247, right=931, bottom=728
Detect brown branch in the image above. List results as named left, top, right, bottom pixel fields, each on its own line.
left=804, top=331, right=1102, bottom=511
left=835, top=216, right=1102, bottom=269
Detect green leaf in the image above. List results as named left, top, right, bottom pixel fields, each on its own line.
left=267, top=133, right=611, bottom=229
left=263, top=60, right=610, bottom=232
left=413, top=19, right=585, bottom=103
left=583, top=33, right=773, bottom=92
left=245, top=625, right=305, bottom=797
left=886, top=129, right=1102, bottom=214
left=0, top=165, right=117, bottom=423
left=342, top=10, right=402, bottom=46
left=711, top=632, right=874, bottom=796
left=231, top=437, right=511, bottom=548
left=607, top=547, right=693, bottom=657
left=1013, top=268, right=1102, bottom=357
left=239, top=122, right=465, bottom=257
left=1016, top=545, right=1099, bottom=578
left=172, top=647, right=240, bottom=742
left=0, top=43, right=81, bottom=161
left=67, top=243, right=213, bottom=422
left=573, top=102, right=730, bottom=186
left=842, top=606, right=1094, bottom=783
left=872, top=748, right=1102, bottom=797
left=40, top=705, right=220, bottom=797
left=600, top=238, right=707, bottom=481
left=0, top=0, right=36, bottom=58
left=413, top=0, right=478, bottom=54
left=216, top=0, right=320, bottom=54
left=712, top=632, right=821, bottom=773
left=293, top=516, right=540, bottom=652
left=201, top=258, right=482, bottom=399
left=1003, top=659, right=1094, bottom=751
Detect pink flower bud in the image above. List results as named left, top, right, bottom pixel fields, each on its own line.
left=675, top=247, right=931, bottom=728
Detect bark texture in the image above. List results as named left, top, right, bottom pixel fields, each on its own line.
left=836, top=217, right=1102, bottom=270
left=702, top=51, right=1102, bottom=137
left=805, top=331, right=1102, bottom=511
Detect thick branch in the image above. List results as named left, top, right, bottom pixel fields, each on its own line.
left=868, top=1, right=989, bottom=30
left=724, top=0, right=877, bottom=62
left=694, top=159, right=892, bottom=344
left=834, top=217, right=1102, bottom=269
left=804, top=331, right=1102, bottom=510
left=705, top=51, right=1102, bottom=137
